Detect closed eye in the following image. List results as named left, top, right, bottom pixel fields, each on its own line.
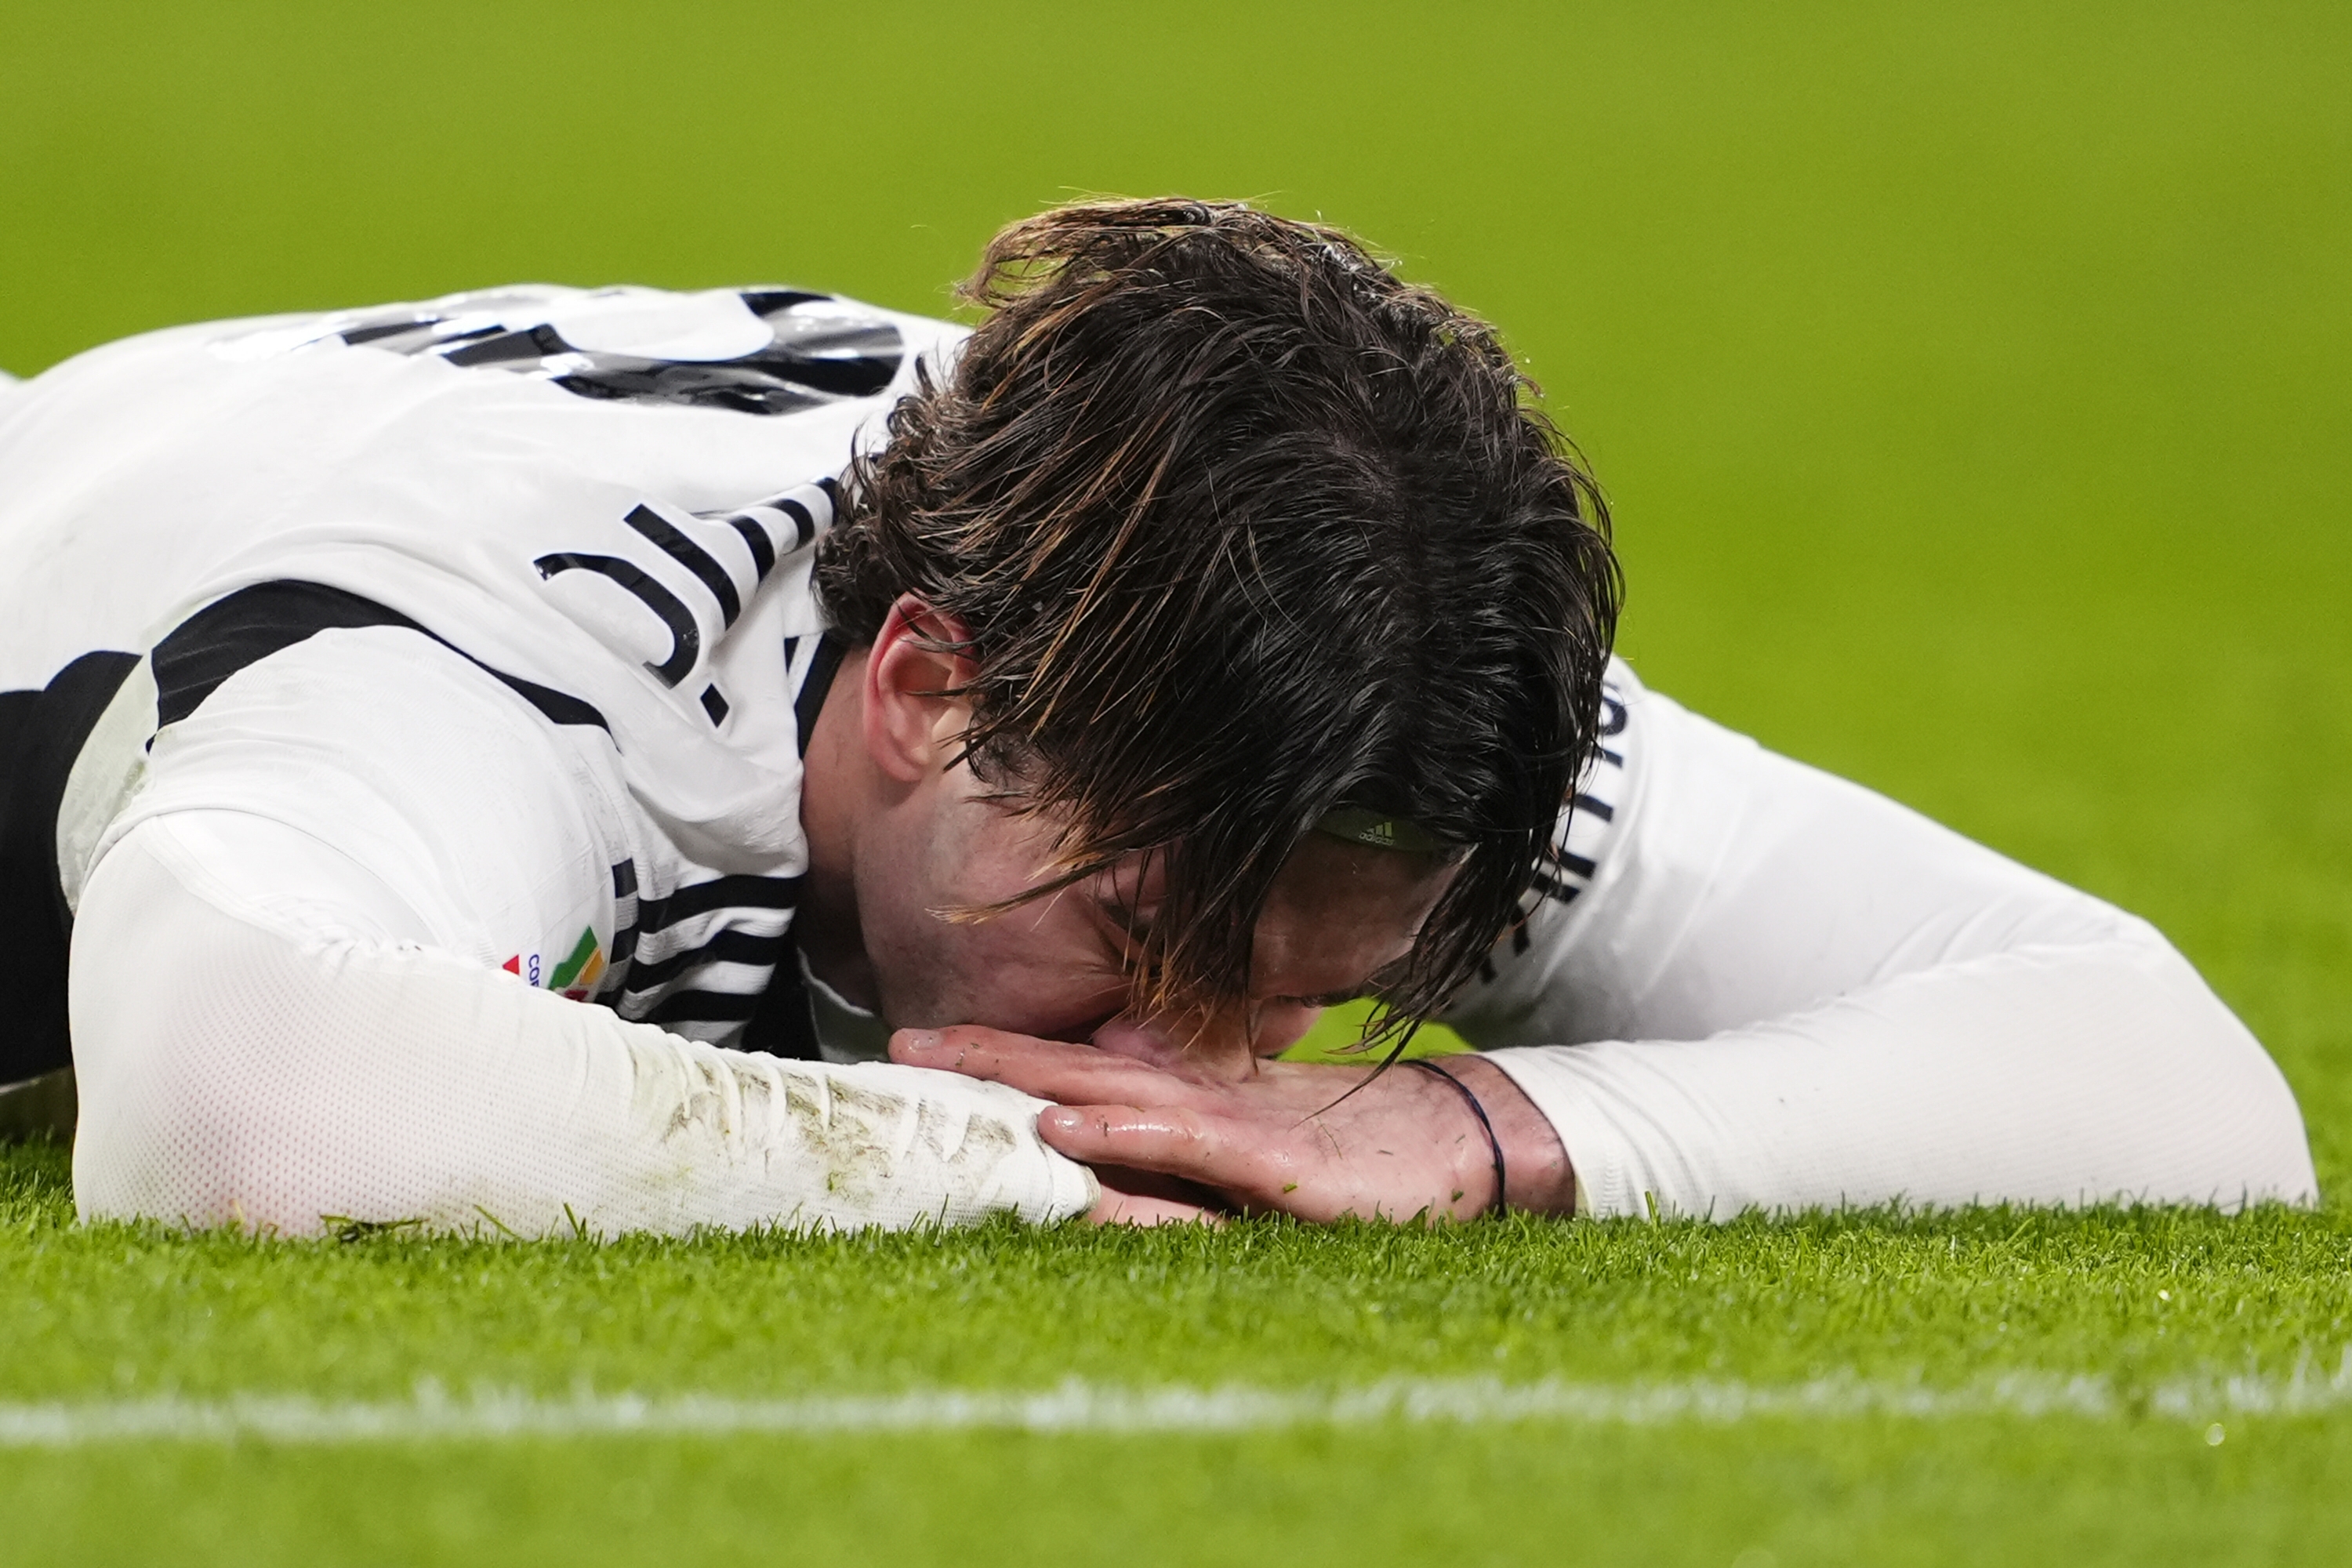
left=1094, top=895, right=1157, bottom=955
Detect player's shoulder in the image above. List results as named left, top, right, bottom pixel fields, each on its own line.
left=216, top=282, right=956, bottom=396
left=20, top=281, right=964, bottom=429
left=0, top=283, right=957, bottom=660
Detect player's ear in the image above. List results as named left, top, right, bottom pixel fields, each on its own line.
left=862, top=593, right=978, bottom=784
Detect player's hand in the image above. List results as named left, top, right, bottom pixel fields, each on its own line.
left=890, top=1025, right=1537, bottom=1224
left=1084, top=1164, right=1229, bottom=1227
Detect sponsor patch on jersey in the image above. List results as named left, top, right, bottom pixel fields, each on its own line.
left=500, top=930, right=602, bottom=998
left=550, top=926, right=605, bottom=1001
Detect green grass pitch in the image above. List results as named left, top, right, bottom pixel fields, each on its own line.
left=4, top=2, right=2349, bottom=1561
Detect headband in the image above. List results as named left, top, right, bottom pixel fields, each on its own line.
left=1313, top=806, right=1445, bottom=855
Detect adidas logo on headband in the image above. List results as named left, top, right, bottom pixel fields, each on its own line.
left=1314, top=806, right=1444, bottom=854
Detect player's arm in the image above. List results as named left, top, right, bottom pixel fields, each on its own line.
left=68, top=630, right=1095, bottom=1236
left=908, top=666, right=2315, bottom=1221
left=1436, top=669, right=2318, bottom=1217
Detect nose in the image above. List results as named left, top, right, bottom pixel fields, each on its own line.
left=1089, top=1001, right=1324, bottom=1080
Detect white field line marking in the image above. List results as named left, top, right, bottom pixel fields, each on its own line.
left=6, top=1360, right=2352, bottom=1448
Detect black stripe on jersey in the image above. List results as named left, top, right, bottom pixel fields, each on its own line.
left=339, top=318, right=442, bottom=347
left=706, top=489, right=820, bottom=583
left=153, top=581, right=612, bottom=736
left=441, top=323, right=571, bottom=368
left=721, top=514, right=775, bottom=580
left=621, top=927, right=789, bottom=990
left=608, top=859, right=641, bottom=973
left=1472, top=681, right=1637, bottom=970
left=530, top=552, right=701, bottom=688
left=1, top=649, right=140, bottom=1084
left=334, top=293, right=898, bottom=416
left=615, top=860, right=818, bottom=1058
left=775, top=496, right=818, bottom=550
left=741, top=289, right=826, bottom=318
left=741, top=952, right=821, bottom=1060
left=546, top=303, right=900, bottom=412
left=499, top=677, right=604, bottom=732
left=640, top=989, right=766, bottom=1026
left=1550, top=849, right=1599, bottom=880
left=1529, top=865, right=1584, bottom=906
left=586, top=593, right=838, bottom=1062
left=741, top=338, right=901, bottom=400
left=634, top=872, right=802, bottom=934
left=622, top=505, right=741, bottom=629
left=795, top=633, right=848, bottom=760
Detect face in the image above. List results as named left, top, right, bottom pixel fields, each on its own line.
left=837, top=683, right=1454, bottom=1083
left=855, top=760, right=1455, bottom=1076
left=825, top=596, right=1460, bottom=1076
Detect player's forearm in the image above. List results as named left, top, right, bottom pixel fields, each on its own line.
left=69, top=818, right=1095, bottom=1237
left=1475, top=930, right=2317, bottom=1220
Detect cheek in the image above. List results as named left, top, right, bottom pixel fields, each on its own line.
left=878, top=898, right=1123, bottom=1038
left=879, top=798, right=1130, bottom=1035
left=954, top=907, right=1127, bottom=1030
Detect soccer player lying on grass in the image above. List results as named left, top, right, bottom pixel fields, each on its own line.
left=0, top=200, right=2315, bottom=1233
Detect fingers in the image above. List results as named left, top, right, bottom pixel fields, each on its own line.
left=1088, top=1161, right=1226, bottom=1211
left=891, top=1025, right=1205, bottom=1106
left=1038, top=1104, right=1273, bottom=1198
left=1088, top=1158, right=1226, bottom=1227
left=1040, top=1098, right=1451, bottom=1225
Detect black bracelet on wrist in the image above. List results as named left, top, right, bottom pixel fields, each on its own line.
left=1405, top=1058, right=1508, bottom=1217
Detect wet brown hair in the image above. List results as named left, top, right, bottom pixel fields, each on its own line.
left=815, top=198, right=1621, bottom=1035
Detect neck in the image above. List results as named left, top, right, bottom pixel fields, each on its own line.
left=796, top=643, right=881, bottom=1012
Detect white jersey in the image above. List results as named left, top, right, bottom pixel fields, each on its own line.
left=0, top=287, right=2317, bottom=1234
left=2, top=284, right=959, bottom=1066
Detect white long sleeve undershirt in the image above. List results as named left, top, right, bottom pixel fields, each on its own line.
left=69, top=811, right=1096, bottom=1237
left=1446, top=670, right=2317, bottom=1218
